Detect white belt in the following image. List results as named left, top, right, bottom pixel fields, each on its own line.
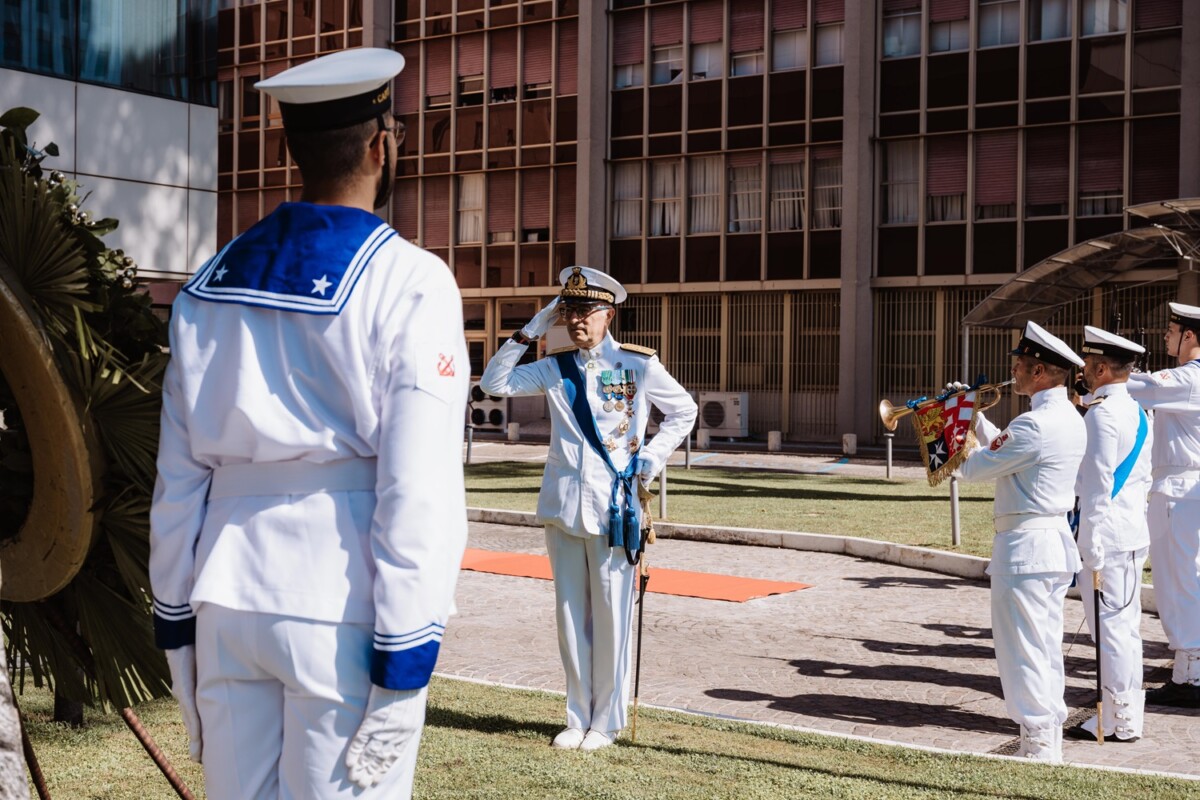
left=994, top=513, right=1066, bottom=533
left=1152, top=466, right=1200, bottom=481
left=208, top=458, right=377, bottom=499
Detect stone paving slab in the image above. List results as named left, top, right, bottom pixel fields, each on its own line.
left=438, top=522, right=1200, bottom=778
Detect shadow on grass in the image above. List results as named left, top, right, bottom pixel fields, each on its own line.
left=426, top=702, right=1057, bottom=800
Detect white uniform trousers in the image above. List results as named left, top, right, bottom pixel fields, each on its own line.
left=544, top=526, right=636, bottom=734
left=196, top=604, right=426, bottom=800
left=991, top=571, right=1072, bottom=743
left=1148, top=495, right=1200, bottom=682
left=1078, top=547, right=1149, bottom=738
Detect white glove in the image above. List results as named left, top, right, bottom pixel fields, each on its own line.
left=520, top=297, right=561, bottom=340
left=1081, top=546, right=1105, bottom=574
left=943, top=381, right=969, bottom=393
left=638, top=459, right=659, bottom=488
left=164, top=645, right=202, bottom=763
left=346, top=685, right=427, bottom=789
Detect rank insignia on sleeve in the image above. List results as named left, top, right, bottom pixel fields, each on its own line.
left=989, top=431, right=1011, bottom=451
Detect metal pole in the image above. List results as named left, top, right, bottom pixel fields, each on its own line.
left=684, top=429, right=691, bottom=469
left=464, top=424, right=474, bottom=465
left=962, top=324, right=971, bottom=383
left=884, top=433, right=893, bottom=479
left=659, top=466, right=667, bottom=520
left=1094, top=570, right=1104, bottom=745
left=950, top=475, right=961, bottom=547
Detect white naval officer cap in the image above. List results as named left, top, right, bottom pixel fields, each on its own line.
left=1168, top=301, right=1200, bottom=331
left=255, top=48, right=405, bottom=133
left=558, top=266, right=628, bottom=305
left=1012, top=320, right=1084, bottom=369
left=1081, top=325, right=1144, bottom=361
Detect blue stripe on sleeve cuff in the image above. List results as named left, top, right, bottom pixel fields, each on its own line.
left=154, top=613, right=196, bottom=649
left=371, top=640, right=441, bottom=690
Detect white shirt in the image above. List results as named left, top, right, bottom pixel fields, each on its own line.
left=150, top=203, right=469, bottom=689
left=959, top=386, right=1085, bottom=575
left=480, top=332, right=697, bottom=537
left=1126, top=360, right=1200, bottom=499
left=1075, top=382, right=1152, bottom=559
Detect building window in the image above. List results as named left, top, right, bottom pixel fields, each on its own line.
left=815, top=24, right=844, bottom=66
left=731, top=51, right=764, bottom=76
left=690, top=42, right=723, bottom=80
left=812, top=156, right=842, bottom=229
left=458, top=75, right=484, bottom=106
left=979, top=0, right=1019, bottom=47
left=457, top=174, right=484, bottom=244
left=927, top=136, right=967, bottom=222
left=651, top=45, right=683, bottom=85
left=649, top=161, right=681, bottom=236
left=883, top=9, right=921, bottom=59
left=930, top=20, right=969, bottom=52
left=1029, top=0, right=1072, bottom=41
left=612, top=162, right=643, bottom=237
left=614, top=63, right=644, bottom=89
left=689, top=156, right=721, bottom=234
left=728, top=161, right=762, bottom=233
left=1081, top=0, right=1127, bottom=36
left=881, top=140, right=919, bottom=224
left=769, top=159, right=805, bottom=232
left=772, top=29, right=807, bottom=71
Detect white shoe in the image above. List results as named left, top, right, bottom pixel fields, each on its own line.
left=551, top=728, right=585, bottom=749
left=1015, top=725, right=1061, bottom=763
left=579, top=730, right=617, bottom=752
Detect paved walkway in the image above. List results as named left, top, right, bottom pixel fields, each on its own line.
left=439, top=520, right=1200, bottom=779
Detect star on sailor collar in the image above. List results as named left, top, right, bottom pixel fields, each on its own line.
left=212, top=265, right=228, bottom=282
left=311, top=274, right=333, bottom=296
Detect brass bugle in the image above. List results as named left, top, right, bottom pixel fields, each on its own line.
left=878, top=380, right=1014, bottom=432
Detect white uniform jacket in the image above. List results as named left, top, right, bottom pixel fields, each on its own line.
left=960, top=386, right=1085, bottom=576
left=149, top=202, right=470, bottom=690
left=480, top=333, right=697, bottom=537
left=1075, top=382, right=1152, bottom=563
left=1126, top=360, right=1200, bottom=500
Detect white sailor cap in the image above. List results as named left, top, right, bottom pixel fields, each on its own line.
left=1081, top=325, right=1144, bottom=361
left=558, top=266, right=628, bottom=305
left=1012, top=320, right=1084, bottom=369
left=1169, top=301, right=1200, bottom=330
left=255, top=48, right=405, bottom=133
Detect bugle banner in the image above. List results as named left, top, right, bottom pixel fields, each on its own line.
left=911, top=390, right=979, bottom=487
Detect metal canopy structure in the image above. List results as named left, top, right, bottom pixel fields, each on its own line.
left=961, top=199, right=1200, bottom=330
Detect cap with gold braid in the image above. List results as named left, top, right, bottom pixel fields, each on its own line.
left=1012, top=320, right=1084, bottom=369
left=1081, top=325, right=1145, bottom=361
left=558, top=266, right=627, bottom=305
left=1169, top=301, right=1200, bottom=331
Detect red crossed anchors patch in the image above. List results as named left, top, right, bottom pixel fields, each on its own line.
left=437, top=353, right=456, bottom=377
left=989, top=431, right=1011, bottom=451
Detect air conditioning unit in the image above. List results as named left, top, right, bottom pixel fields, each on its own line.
left=698, top=392, right=749, bottom=438
left=645, top=390, right=699, bottom=436
left=468, top=383, right=508, bottom=430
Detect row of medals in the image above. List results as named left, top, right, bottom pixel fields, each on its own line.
left=600, top=368, right=639, bottom=454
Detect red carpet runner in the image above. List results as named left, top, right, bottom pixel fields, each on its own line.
left=461, top=548, right=810, bottom=603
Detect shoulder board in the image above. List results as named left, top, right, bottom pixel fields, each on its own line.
left=548, top=345, right=577, bottom=356
left=1082, top=396, right=1106, bottom=408
left=619, top=343, right=657, bottom=357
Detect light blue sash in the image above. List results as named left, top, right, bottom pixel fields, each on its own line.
left=1111, top=406, right=1148, bottom=499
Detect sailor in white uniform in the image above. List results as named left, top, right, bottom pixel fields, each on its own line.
left=149, top=49, right=469, bottom=799
left=1065, top=326, right=1152, bottom=743
left=1127, top=301, right=1200, bottom=708
left=480, top=266, right=697, bottom=752
left=957, top=321, right=1086, bottom=763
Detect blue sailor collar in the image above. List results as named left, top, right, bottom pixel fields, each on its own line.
left=184, top=202, right=395, bottom=315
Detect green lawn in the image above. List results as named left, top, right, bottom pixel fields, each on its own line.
left=467, top=461, right=998, bottom=558
left=21, top=678, right=1199, bottom=799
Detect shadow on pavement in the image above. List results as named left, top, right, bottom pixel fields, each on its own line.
left=847, top=575, right=979, bottom=590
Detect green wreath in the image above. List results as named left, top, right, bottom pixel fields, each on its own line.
left=0, top=107, right=171, bottom=712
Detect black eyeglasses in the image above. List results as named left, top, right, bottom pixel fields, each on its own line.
left=558, top=304, right=611, bottom=321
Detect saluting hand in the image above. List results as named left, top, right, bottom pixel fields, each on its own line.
left=521, top=297, right=561, bottom=340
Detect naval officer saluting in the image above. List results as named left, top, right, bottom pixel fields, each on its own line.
left=480, top=266, right=697, bottom=751
left=150, top=49, right=469, bottom=798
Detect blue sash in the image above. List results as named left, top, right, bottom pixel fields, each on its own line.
left=1111, top=406, right=1148, bottom=499
left=554, top=352, right=642, bottom=564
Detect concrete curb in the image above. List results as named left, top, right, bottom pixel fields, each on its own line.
left=467, top=507, right=1158, bottom=613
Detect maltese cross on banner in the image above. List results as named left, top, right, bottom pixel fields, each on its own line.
left=912, top=391, right=978, bottom=487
